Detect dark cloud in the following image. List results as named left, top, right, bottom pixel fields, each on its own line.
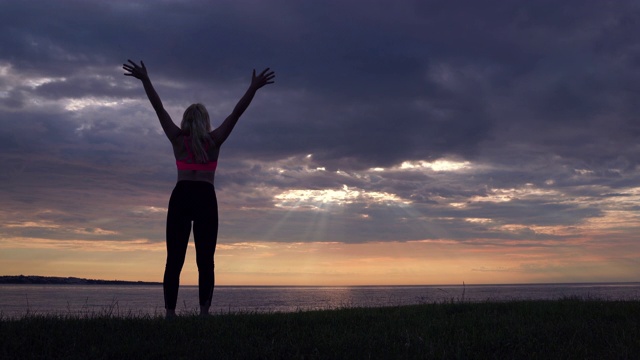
left=1, top=0, right=640, bottom=249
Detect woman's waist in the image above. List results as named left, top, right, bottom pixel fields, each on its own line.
left=176, top=170, right=215, bottom=184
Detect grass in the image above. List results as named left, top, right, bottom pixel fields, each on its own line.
left=1, top=298, right=639, bottom=359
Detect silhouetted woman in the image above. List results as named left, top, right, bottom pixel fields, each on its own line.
left=123, top=60, right=275, bottom=318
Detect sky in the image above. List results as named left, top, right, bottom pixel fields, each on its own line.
left=1, top=0, right=639, bottom=285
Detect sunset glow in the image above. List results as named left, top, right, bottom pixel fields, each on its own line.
left=1, top=1, right=639, bottom=286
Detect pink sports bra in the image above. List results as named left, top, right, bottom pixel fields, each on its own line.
left=176, top=159, right=218, bottom=171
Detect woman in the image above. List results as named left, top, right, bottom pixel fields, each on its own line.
left=123, top=59, right=275, bottom=318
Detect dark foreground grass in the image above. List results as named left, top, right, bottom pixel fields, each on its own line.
left=1, top=298, right=639, bottom=359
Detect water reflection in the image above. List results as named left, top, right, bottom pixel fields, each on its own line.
left=1, top=283, right=638, bottom=318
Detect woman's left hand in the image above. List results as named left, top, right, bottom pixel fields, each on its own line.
left=123, top=60, right=150, bottom=82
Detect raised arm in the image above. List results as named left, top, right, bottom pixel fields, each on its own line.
left=123, top=60, right=181, bottom=140
left=211, top=68, right=275, bottom=146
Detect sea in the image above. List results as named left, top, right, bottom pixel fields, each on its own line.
left=1, top=283, right=639, bottom=318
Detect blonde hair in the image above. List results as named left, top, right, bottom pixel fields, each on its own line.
left=181, top=103, right=212, bottom=163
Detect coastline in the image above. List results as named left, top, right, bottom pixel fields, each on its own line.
left=2, top=275, right=639, bottom=287
left=0, top=275, right=161, bottom=286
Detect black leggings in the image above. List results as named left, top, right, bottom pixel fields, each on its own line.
left=163, top=180, right=218, bottom=310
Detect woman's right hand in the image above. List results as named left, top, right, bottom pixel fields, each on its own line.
left=123, top=60, right=149, bottom=82
left=250, top=68, right=276, bottom=90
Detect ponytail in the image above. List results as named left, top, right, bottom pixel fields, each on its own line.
left=181, top=103, right=212, bottom=163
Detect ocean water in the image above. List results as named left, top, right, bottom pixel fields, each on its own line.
left=1, top=283, right=639, bottom=318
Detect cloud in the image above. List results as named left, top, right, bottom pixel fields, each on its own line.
left=1, top=0, right=640, bottom=255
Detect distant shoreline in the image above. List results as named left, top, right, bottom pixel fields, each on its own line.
left=1, top=276, right=638, bottom=287
left=0, top=275, right=161, bottom=285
